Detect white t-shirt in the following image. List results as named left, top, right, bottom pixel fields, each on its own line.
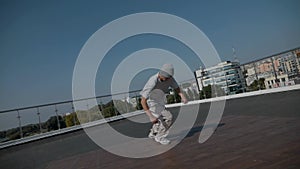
left=140, top=74, right=179, bottom=116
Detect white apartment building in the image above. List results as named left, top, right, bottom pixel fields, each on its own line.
left=264, top=74, right=295, bottom=89
left=195, top=61, right=246, bottom=95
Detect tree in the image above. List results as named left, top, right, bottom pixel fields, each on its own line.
left=167, top=89, right=181, bottom=104
left=0, top=131, right=6, bottom=139
left=76, top=110, right=90, bottom=124
left=201, top=85, right=212, bottom=99
left=166, top=94, right=175, bottom=104
left=102, top=107, right=116, bottom=118
left=114, top=100, right=136, bottom=114
left=136, top=97, right=143, bottom=110
left=22, top=124, right=40, bottom=137
left=64, top=113, right=79, bottom=127
left=200, top=84, right=225, bottom=99
left=45, top=116, right=66, bottom=131
left=249, top=80, right=259, bottom=91
left=243, top=70, right=248, bottom=78
left=258, top=78, right=266, bottom=89
left=5, top=128, right=21, bottom=140
left=249, top=78, right=266, bottom=91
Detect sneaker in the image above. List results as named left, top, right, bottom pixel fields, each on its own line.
left=148, top=131, right=156, bottom=139
left=160, top=130, right=169, bottom=138
left=154, top=137, right=170, bottom=145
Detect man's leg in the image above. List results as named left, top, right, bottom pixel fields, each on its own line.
left=148, top=105, right=163, bottom=139
left=154, top=110, right=173, bottom=145
left=161, top=109, right=173, bottom=130
left=148, top=122, right=159, bottom=139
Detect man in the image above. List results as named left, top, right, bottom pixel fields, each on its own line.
left=140, top=64, right=188, bottom=145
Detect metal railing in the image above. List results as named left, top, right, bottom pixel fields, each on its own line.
left=0, top=90, right=143, bottom=143
left=0, top=78, right=202, bottom=144
left=1, top=74, right=296, bottom=145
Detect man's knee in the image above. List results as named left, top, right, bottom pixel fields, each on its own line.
left=162, top=110, right=172, bottom=121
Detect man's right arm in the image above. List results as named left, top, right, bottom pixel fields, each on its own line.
left=141, top=96, right=158, bottom=123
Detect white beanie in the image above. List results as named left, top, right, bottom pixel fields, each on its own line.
left=159, top=64, right=174, bottom=78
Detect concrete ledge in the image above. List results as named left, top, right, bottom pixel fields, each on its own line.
left=166, top=84, right=300, bottom=108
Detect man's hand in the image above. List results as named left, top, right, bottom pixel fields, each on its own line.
left=144, top=109, right=158, bottom=123
left=178, top=92, right=188, bottom=104
left=149, top=114, right=158, bottom=124
left=175, top=88, right=188, bottom=104
left=181, top=95, right=188, bottom=104
left=141, top=97, right=158, bottom=123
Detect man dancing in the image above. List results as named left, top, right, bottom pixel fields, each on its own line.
left=140, top=64, right=188, bottom=145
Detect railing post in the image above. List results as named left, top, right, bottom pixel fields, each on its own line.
left=113, top=101, right=117, bottom=116
left=98, top=98, right=104, bottom=119
left=135, top=92, right=141, bottom=110
left=124, top=94, right=129, bottom=113
left=55, top=105, right=61, bottom=130
left=37, top=107, right=42, bottom=133
left=173, top=89, right=177, bottom=103
left=71, top=104, right=76, bottom=126
left=99, top=99, right=104, bottom=113
left=86, top=102, right=91, bottom=122
left=134, top=92, right=137, bottom=110
left=17, top=110, right=23, bottom=138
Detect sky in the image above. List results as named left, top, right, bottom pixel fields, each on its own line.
left=1, top=0, right=300, bottom=113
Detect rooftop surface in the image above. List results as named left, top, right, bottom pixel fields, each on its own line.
left=1, top=89, right=300, bottom=169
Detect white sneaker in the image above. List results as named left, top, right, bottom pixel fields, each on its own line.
left=148, top=131, right=156, bottom=139
left=154, top=137, right=170, bottom=145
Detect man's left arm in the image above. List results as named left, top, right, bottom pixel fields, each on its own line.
left=175, top=87, right=188, bottom=104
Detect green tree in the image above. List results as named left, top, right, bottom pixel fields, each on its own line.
left=7, top=130, right=20, bottom=140
left=136, top=97, right=143, bottom=110
left=45, top=116, right=66, bottom=131
left=258, top=78, right=266, bottom=89
left=76, top=110, right=90, bottom=124
left=249, top=78, right=266, bottom=91
left=0, top=131, right=6, bottom=139
left=167, top=89, right=181, bottom=104
left=114, top=100, right=136, bottom=114
left=64, top=113, right=79, bottom=127
left=167, top=94, right=175, bottom=104
left=102, top=106, right=116, bottom=118
left=249, top=80, right=259, bottom=91
left=201, top=85, right=212, bottom=99
left=5, top=127, right=22, bottom=141
left=22, top=124, right=40, bottom=137
left=243, top=70, right=248, bottom=78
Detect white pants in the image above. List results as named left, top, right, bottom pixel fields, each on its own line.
left=150, top=109, right=173, bottom=138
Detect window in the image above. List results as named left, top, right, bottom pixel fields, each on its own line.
left=204, top=80, right=211, bottom=85
left=223, top=65, right=233, bottom=70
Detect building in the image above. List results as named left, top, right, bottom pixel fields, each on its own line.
left=264, top=74, right=295, bottom=89
left=241, top=47, right=300, bottom=89
left=178, top=79, right=199, bottom=100
left=195, top=61, right=246, bottom=95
